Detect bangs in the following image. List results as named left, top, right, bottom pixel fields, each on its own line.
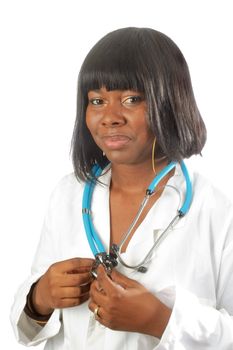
left=78, top=28, right=148, bottom=94
left=80, top=68, right=145, bottom=95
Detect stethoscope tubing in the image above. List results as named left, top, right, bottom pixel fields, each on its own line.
left=82, top=160, right=192, bottom=265
left=179, top=161, right=192, bottom=215
left=82, top=165, right=105, bottom=255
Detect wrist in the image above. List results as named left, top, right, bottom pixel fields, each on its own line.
left=144, top=296, right=171, bottom=338
left=152, top=300, right=172, bottom=339
left=24, top=281, right=53, bottom=325
left=32, top=280, right=54, bottom=316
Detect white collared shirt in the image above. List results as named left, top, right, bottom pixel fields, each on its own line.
left=10, top=164, right=233, bottom=349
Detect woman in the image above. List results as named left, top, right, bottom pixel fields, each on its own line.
left=11, top=27, right=233, bottom=349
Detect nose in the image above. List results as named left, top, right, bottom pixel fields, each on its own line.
left=101, top=103, right=126, bottom=128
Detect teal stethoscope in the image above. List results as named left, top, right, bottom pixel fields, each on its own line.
left=82, top=160, right=192, bottom=277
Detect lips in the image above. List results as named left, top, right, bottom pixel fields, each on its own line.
left=101, top=135, right=131, bottom=149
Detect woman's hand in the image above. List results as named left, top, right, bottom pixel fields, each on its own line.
left=32, top=258, right=94, bottom=316
left=89, top=265, right=171, bottom=338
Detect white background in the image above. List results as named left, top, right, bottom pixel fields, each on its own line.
left=0, top=0, right=232, bottom=348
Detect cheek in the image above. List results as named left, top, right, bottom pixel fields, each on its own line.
left=136, top=118, right=153, bottom=141
left=85, top=114, right=101, bottom=147
left=85, top=112, right=94, bottom=134
left=85, top=107, right=101, bottom=135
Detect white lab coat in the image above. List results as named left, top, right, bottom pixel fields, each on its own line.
left=10, top=164, right=233, bottom=349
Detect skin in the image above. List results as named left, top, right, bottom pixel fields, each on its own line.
left=86, top=88, right=155, bottom=167
left=32, top=258, right=94, bottom=316
left=86, top=87, right=172, bottom=337
left=86, top=88, right=174, bottom=249
left=31, top=87, right=172, bottom=338
left=89, top=265, right=171, bottom=338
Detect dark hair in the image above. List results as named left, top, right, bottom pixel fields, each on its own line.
left=71, top=27, right=206, bottom=181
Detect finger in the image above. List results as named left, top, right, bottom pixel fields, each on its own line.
left=61, top=284, right=91, bottom=299
left=88, top=300, right=97, bottom=314
left=64, top=258, right=94, bottom=273
left=88, top=301, right=104, bottom=320
left=110, top=268, right=138, bottom=289
left=88, top=302, right=111, bottom=329
left=59, top=271, right=93, bottom=287
left=59, top=293, right=90, bottom=309
left=96, top=265, right=121, bottom=295
left=89, top=280, right=107, bottom=306
left=97, top=265, right=136, bottom=292
left=91, top=278, right=106, bottom=294
left=53, top=258, right=94, bottom=274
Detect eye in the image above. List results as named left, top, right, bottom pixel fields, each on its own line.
left=89, top=98, right=104, bottom=105
left=122, top=95, right=144, bottom=105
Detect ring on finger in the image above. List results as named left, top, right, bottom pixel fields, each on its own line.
left=94, top=306, right=100, bottom=320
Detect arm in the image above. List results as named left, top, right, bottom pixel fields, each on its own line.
left=158, top=233, right=233, bottom=349
left=10, top=181, right=93, bottom=346
left=10, top=200, right=62, bottom=346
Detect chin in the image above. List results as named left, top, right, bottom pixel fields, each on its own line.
left=106, top=155, right=149, bottom=167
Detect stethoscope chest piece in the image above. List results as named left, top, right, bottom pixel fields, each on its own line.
left=91, top=251, right=118, bottom=278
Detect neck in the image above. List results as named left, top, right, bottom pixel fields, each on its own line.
left=110, top=159, right=169, bottom=194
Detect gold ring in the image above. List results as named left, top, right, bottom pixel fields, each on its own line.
left=94, top=306, right=100, bottom=319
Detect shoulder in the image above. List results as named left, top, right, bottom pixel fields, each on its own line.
left=53, top=172, right=83, bottom=191
left=192, top=171, right=233, bottom=211
left=190, top=170, right=233, bottom=246
left=48, top=173, right=85, bottom=207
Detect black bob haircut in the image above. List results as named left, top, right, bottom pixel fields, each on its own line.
left=71, top=27, right=207, bottom=181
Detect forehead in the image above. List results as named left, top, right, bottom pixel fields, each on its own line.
left=87, top=87, right=143, bottom=94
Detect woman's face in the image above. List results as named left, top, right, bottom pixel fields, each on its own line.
left=86, top=87, right=154, bottom=166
